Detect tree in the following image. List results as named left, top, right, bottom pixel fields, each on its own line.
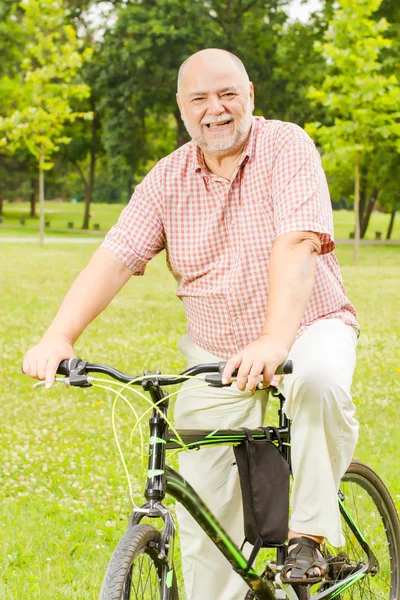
left=305, top=0, right=400, bottom=262
left=373, top=150, right=400, bottom=239
left=97, top=0, right=334, bottom=195
left=0, top=0, right=92, bottom=244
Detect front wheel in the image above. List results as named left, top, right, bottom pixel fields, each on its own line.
left=99, top=523, right=179, bottom=600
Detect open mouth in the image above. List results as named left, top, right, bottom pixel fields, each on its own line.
left=205, top=119, right=233, bottom=129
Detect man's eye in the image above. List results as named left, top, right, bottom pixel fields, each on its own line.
left=223, top=93, right=235, bottom=98
left=192, top=97, right=205, bottom=102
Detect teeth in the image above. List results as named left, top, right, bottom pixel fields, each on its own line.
left=207, top=120, right=230, bottom=128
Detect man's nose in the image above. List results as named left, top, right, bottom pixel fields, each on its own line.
left=206, top=95, right=225, bottom=115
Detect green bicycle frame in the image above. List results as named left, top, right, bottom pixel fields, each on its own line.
left=132, top=379, right=378, bottom=600
left=165, top=464, right=275, bottom=599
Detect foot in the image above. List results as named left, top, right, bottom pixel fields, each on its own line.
left=281, top=536, right=328, bottom=584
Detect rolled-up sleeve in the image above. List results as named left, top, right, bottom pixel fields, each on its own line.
left=101, top=184, right=165, bottom=274
left=272, top=128, right=335, bottom=255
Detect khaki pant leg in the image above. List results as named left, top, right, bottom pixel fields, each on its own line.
left=174, top=336, right=268, bottom=600
left=281, top=319, right=359, bottom=546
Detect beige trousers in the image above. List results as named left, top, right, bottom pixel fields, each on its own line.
left=174, top=319, right=358, bottom=600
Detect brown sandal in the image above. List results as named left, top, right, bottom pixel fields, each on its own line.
left=281, top=537, right=328, bottom=584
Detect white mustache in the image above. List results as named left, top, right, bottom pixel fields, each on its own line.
left=201, top=116, right=233, bottom=125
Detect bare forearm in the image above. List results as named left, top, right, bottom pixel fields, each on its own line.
left=45, top=248, right=133, bottom=343
left=262, top=232, right=320, bottom=352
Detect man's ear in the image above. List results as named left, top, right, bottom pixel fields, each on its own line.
left=176, top=93, right=183, bottom=119
left=249, top=82, right=255, bottom=111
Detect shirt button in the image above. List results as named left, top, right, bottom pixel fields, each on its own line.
left=235, top=317, right=240, bottom=324
left=229, top=287, right=234, bottom=293
left=231, top=219, right=236, bottom=225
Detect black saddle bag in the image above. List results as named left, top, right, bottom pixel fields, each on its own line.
left=233, top=427, right=290, bottom=568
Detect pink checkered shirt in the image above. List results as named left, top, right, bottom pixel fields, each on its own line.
left=102, top=117, right=358, bottom=359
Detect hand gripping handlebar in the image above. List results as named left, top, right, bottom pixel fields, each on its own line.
left=56, top=358, right=293, bottom=388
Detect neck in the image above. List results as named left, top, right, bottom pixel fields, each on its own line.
left=203, top=146, right=244, bottom=179
left=202, top=124, right=252, bottom=180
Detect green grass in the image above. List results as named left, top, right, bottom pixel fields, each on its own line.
left=333, top=209, right=400, bottom=240
left=0, top=243, right=399, bottom=598
left=0, top=201, right=123, bottom=236
left=1, top=201, right=399, bottom=240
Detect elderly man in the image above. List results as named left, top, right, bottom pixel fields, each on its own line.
left=23, top=48, right=359, bottom=599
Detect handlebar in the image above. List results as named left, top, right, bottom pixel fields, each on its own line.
left=56, top=357, right=293, bottom=388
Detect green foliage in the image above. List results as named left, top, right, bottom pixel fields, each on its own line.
left=306, top=0, right=400, bottom=154
left=0, top=0, right=92, bottom=167
left=1, top=0, right=400, bottom=208
left=96, top=0, right=327, bottom=189
left=97, top=0, right=214, bottom=184
left=305, top=0, right=400, bottom=243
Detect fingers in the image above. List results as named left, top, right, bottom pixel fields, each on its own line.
left=262, top=365, right=274, bottom=389
left=221, top=354, right=242, bottom=385
left=21, top=355, right=31, bottom=376
left=22, top=335, right=76, bottom=391
left=224, top=356, right=263, bottom=392
left=22, top=352, right=37, bottom=378
left=222, top=336, right=287, bottom=392
left=45, top=357, right=60, bottom=389
left=246, top=362, right=265, bottom=392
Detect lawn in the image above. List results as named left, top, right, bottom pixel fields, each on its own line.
left=1, top=201, right=400, bottom=240
left=0, top=243, right=399, bottom=599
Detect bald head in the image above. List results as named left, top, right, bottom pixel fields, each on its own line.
left=176, top=48, right=254, bottom=157
left=177, top=49, right=250, bottom=94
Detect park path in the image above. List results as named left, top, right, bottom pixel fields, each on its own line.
left=0, top=236, right=104, bottom=243
left=1, top=237, right=399, bottom=245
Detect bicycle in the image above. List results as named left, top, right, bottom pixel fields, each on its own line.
left=48, top=357, right=399, bottom=600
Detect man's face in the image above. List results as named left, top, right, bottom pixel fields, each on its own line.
left=177, top=56, right=254, bottom=156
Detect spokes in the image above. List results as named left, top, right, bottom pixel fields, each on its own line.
left=322, top=477, right=395, bottom=600
left=123, top=550, right=162, bottom=600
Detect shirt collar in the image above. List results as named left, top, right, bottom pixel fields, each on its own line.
left=192, top=116, right=257, bottom=175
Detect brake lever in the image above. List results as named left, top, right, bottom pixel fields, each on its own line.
left=68, top=358, right=92, bottom=387
left=33, top=358, right=92, bottom=389
left=204, top=363, right=237, bottom=388
left=33, top=377, right=70, bottom=389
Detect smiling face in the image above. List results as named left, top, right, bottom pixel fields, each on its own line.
left=176, top=50, right=254, bottom=157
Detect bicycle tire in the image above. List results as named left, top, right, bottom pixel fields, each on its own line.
left=324, top=459, right=400, bottom=600
left=244, top=459, right=400, bottom=600
left=99, top=523, right=179, bottom=600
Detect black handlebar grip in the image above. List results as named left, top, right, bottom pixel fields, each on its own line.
left=56, top=360, right=70, bottom=376
left=275, top=359, right=293, bottom=375
left=222, top=358, right=293, bottom=379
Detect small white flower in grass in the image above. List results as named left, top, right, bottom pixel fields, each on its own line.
left=105, top=520, right=116, bottom=528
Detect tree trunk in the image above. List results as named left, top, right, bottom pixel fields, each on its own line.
left=386, top=209, right=396, bottom=240
left=82, top=99, right=98, bottom=230
left=30, top=178, right=37, bottom=218
left=358, top=162, right=367, bottom=232
left=0, top=156, right=3, bottom=216
left=354, top=151, right=360, bottom=264
left=39, top=146, right=45, bottom=247
left=358, top=188, right=366, bottom=233
left=174, top=106, right=190, bottom=148
left=360, top=189, right=378, bottom=239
